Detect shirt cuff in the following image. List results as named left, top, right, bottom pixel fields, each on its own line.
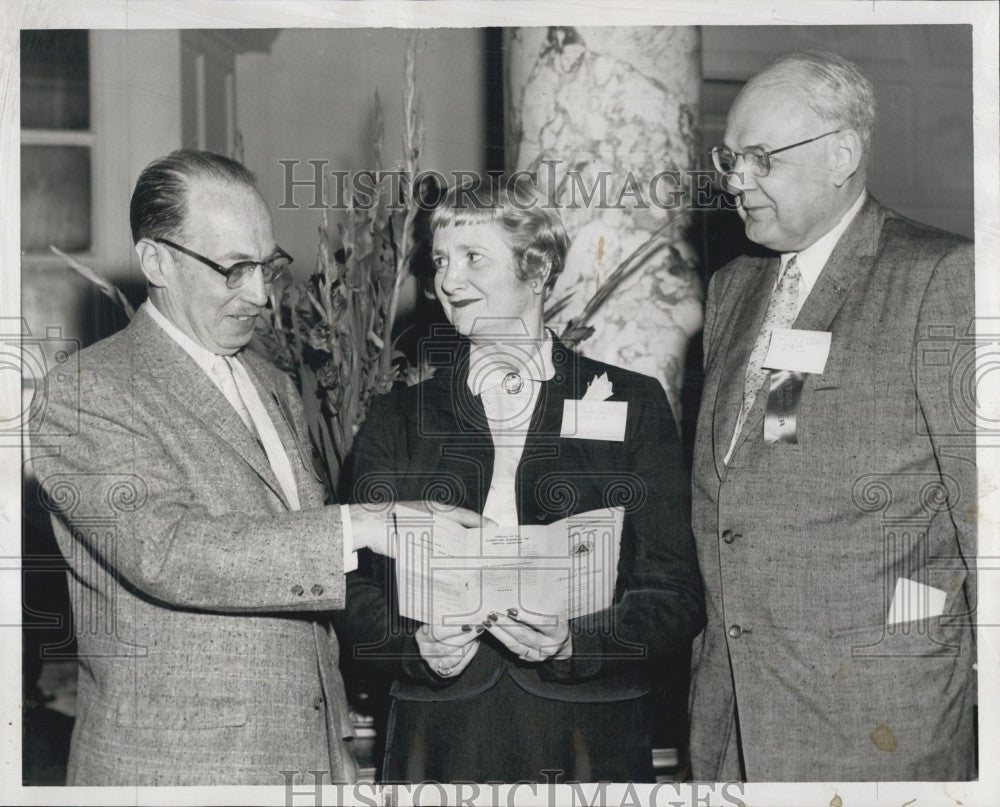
left=340, top=504, right=358, bottom=573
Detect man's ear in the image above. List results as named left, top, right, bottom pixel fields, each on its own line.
left=134, top=239, right=170, bottom=288
left=831, top=129, right=863, bottom=187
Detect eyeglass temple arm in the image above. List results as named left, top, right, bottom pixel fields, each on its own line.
left=768, top=129, right=843, bottom=158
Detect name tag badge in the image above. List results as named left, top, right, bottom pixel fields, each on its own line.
left=763, top=328, right=832, bottom=374
left=560, top=400, right=628, bottom=442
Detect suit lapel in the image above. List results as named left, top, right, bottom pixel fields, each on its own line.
left=417, top=336, right=573, bottom=516
left=530, top=338, right=578, bottom=439
left=240, top=353, right=327, bottom=509
left=718, top=196, right=885, bottom=469
left=794, top=195, right=883, bottom=333
left=129, top=309, right=291, bottom=509
left=711, top=256, right=780, bottom=473
left=516, top=341, right=580, bottom=521
left=419, top=349, right=494, bottom=513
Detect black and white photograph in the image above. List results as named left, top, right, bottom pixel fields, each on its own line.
left=3, top=1, right=998, bottom=805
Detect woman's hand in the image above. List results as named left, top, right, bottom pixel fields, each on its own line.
left=415, top=622, right=482, bottom=679
left=485, top=608, right=572, bottom=662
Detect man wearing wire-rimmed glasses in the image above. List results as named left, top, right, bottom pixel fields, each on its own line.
left=32, top=149, right=483, bottom=785
left=689, top=52, right=976, bottom=781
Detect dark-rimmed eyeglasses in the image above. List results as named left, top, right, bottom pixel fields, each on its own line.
left=710, top=129, right=844, bottom=177
left=155, top=237, right=293, bottom=290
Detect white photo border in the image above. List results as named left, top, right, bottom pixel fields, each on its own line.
left=2, top=2, right=997, bottom=806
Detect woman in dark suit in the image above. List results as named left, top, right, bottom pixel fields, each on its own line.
left=342, top=179, right=705, bottom=783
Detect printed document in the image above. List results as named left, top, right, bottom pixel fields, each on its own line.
left=394, top=507, right=625, bottom=626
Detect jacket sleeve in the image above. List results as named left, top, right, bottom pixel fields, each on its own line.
left=541, top=375, right=707, bottom=682
left=912, top=239, right=977, bottom=631
left=32, top=359, right=347, bottom=613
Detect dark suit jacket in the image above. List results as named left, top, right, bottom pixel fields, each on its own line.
left=688, top=197, right=977, bottom=781
left=341, top=337, right=705, bottom=704
left=32, top=307, right=356, bottom=785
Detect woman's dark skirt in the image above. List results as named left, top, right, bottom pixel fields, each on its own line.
left=382, top=673, right=654, bottom=784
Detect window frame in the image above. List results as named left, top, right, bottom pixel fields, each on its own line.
left=20, top=31, right=133, bottom=271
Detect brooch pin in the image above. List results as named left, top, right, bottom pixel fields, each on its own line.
left=502, top=371, right=524, bottom=394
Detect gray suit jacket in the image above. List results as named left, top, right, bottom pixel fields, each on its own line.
left=688, top=197, right=976, bottom=781
left=33, top=307, right=356, bottom=785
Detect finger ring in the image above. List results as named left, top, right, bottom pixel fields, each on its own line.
left=436, top=663, right=452, bottom=676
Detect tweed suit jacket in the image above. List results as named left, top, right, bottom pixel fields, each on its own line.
left=340, top=337, right=706, bottom=704
left=33, top=307, right=357, bottom=785
left=688, top=196, right=977, bottom=781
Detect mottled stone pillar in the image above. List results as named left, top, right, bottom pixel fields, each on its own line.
left=505, top=27, right=703, bottom=420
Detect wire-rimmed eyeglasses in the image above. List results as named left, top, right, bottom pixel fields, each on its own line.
left=710, top=129, right=844, bottom=177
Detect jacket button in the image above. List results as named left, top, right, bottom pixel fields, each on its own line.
left=291, top=585, right=304, bottom=596
left=721, top=529, right=735, bottom=544
left=728, top=625, right=743, bottom=638
left=311, top=584, right=324, bottom=596
left=313, top=695, right=324, bottom=710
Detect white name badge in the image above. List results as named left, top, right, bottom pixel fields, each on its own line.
left=560, top=400, right=628, bottom=442
left=763, top=328, right=832, bottom=374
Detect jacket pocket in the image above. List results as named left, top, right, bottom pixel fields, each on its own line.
left=826, top=617, right=967, bottom=659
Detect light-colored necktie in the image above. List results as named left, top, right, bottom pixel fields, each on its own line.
left=224, top=356, right=301, bottom=511
left=730, top=255, right=801, bottom=450
left=208, top=356, right=254, bottom=433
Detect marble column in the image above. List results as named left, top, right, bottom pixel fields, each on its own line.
left=505, top=26, right=703, bottom=421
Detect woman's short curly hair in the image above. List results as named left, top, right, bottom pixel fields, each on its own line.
left=427, top=176, right=569, bottom=293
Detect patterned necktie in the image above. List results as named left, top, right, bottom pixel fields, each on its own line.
left=731, top=255, right=801, bottom=447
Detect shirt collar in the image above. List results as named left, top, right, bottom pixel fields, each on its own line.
left=466, top=332, right=556, bottom=396
left=142, top=299, right=234, bottom=378
left=779, top=189, right=867, bottom=298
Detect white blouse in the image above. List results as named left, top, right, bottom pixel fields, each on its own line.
left=466, top=337, right=556, bottom=526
